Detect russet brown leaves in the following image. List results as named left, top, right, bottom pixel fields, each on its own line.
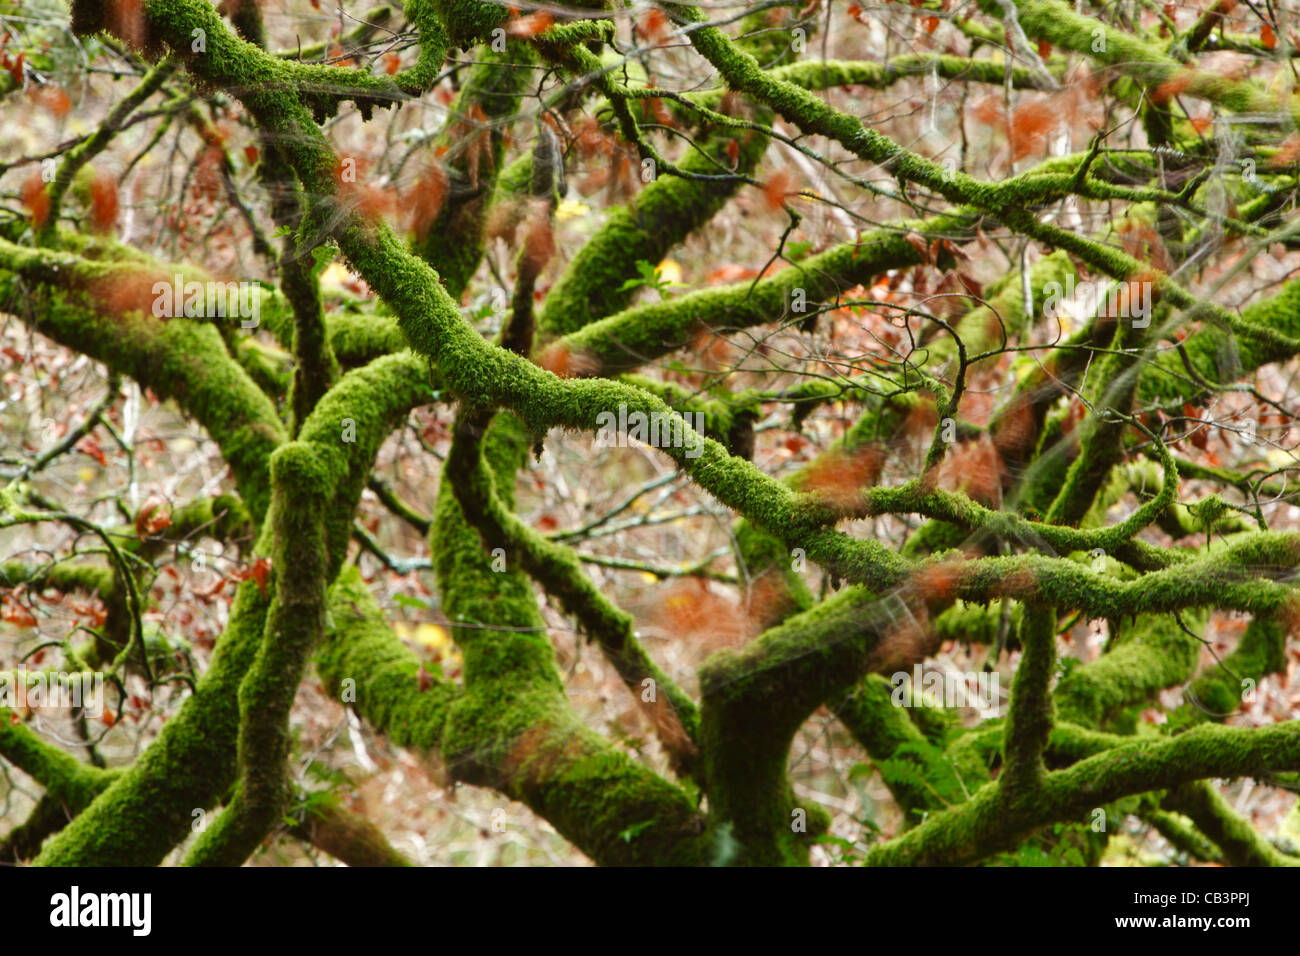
left=570, top=115, right=640, bottom=201
left=637, top=8, right=672, bottom=44
left=973, top=72, right=1102, bottom=162
left=406, top=160, right=449, bottom=243
left=1269, top=133, right=1300, bottom=169
left=30, top=84, right=72, bottom=119
left=1, top=592, right=38, bottom=628
left=649, top=578, right=751, bottom=654
left=801, top=443, right=886, bottom=514
left=1118, top=221, right=1174, bottom=274
left=20, top=172, right=49, bottom=229
left=536, top=342, right=600, bottom=379
left=89, top=170, right=120, bottom=235
left=762, top=169, right=797, bottom=211
left=505, top=11, right=554, bottom=38
left=864, top=600, right=935, bottom=675
left=134, top=496, right=173, bottom=540
left=908, top=555, right=968, bottom=603
left=231, top=556, right=272, bottom=598
left=82, top=267, right=172, bottom=320
left=934, top=436, right=1004, bottom=508
left=1151, top=70, right=1195, bottom=107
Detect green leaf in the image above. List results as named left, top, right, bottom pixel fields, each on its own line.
left=619, top=820, right=656, bottom=843
left=786, top=239, right=814, bottom=261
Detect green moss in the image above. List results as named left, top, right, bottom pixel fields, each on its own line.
left=292, top=794, right=413, bottom=866
left=0, top=290, right=284, bottom=520
left=1139, top=277, right=1300, bottom=407
left=325, top=313, right=408, bottom=366
left=36, top=579, right=270, bottom=865
left=184, top=442, right=332, bottom=865
left=975, top=0, right=1278, bottom=117
left=1173, top=616, right=1286, bottom=727
left=317, top=568, right=460, bottom=750
left=538, top=111, right=774, bottom=338
left=866, top=721, right=1300, bottom=865
left=831, top=676, right=964, bottom=822
left=559, top=215, right=971, bottom=374
left=411, top=41, right=537, bottom=298
left=1055, top=613, right=1203, bottom=728
left=294, top=351, right=435, bottom=577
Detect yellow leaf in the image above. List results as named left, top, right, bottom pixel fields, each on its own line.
left=555, top=199, right=590, bottom=222
left=657, top=258, right=683, bottom=285
left=319, top=262, right=353, bottom=289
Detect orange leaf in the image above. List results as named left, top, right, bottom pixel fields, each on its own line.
left=706, top=263, right=759, bottom=285
left=638, top=8, right=671, bottom=42
left=1151, top=70, right=1194, bottom=107
left=31, top=84, right=72, bottom=118
left=903, top=230, right=932, bottom=262
left=506, top=11, right=553, bottom=37
left=971, top=94, right=1003, bottom=126
left=89, top=170, right=119, bottom=234
left=1269, top=132, right=1300, bottom=168
left=801, top=444, right=886, bottom=514
left=1, top=604, right=37, bottom=627
left=72, top=602, right=108, bottom=627
left=406, top=160, right=449, bottom=242
left=1008, top=99, right=1059, bottom=160
left=21, top=172, right=49, bottom=229
left=650, top=579, right=750, bottom=652
left=134, top=496, right=173, bottom=539
left=83, top=267, right=171, bottom=319
left=909, top=555, right=967, bottom=602
left=355, top=183, right=398, bottom=224
left=536, top=342, right=599, bottom=379
left=1262, top=23, right=1278, bottom=50
left=250, top=557, right=271, bottom=598
left=931, top=435, right=1005, bottom=508
left=75, top=434, right=107, bottom=467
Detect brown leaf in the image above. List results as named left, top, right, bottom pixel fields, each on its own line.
left=75, top=434, right=107, bottom=467
left=903, top=230, right=931, bottom=262
left=134, top=496, right=172, bottom=540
